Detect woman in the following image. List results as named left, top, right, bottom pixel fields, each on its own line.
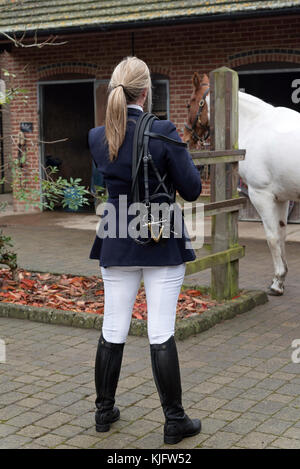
left=89, top=56, right=202, bottom=445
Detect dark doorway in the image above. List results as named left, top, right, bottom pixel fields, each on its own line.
left=238, top=70, right=300, bottom=111
left=41, top=81, right=94, bottom=210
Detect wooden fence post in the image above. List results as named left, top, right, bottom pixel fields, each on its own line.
left=210, top=67, right=239, bottom=300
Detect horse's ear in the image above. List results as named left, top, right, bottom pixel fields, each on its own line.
left=202, top=73, right=209, bottom=84
left=192, top=72, right=201, bottom=90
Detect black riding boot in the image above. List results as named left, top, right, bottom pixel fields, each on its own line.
left=150, top=335, right=201, bottom=445
left=94, top=333, right=125, bottom=432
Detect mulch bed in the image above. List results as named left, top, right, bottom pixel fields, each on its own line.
left=0, top=268, right=222, bottom=320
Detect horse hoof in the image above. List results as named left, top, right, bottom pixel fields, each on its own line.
left=267, top=287, right=284, bottom=296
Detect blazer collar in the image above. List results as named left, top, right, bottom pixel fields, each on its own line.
left=127, top=107, right=143, bottom=117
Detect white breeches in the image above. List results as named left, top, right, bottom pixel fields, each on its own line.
left=100, top=263, right=186, bottom=344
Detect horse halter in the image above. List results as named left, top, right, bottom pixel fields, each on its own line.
left=184, top=83, right=210, bottom=144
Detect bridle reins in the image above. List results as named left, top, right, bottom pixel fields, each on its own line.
left=184, top=83, right=210, bottom=144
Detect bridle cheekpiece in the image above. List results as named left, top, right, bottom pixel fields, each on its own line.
left=185, top=83, right=210, bottom=145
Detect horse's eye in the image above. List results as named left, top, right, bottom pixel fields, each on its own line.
left=186, top=103, right=190, bottom=110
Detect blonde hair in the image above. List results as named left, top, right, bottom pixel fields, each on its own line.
left=105, top=56, right=152, bottom=161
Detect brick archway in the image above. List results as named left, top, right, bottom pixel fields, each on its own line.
left=38, top=62, right=98, bottom=79
left=228, top=49, right=300, bottom=69
left=150, top=66, right=170, bottom=78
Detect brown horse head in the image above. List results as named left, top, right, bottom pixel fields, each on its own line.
left=183, top=72, right=210, bottom=149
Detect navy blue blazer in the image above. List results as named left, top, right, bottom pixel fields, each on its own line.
left=89, top=108, right=202, bottom=267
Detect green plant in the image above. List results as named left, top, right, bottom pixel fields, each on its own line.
left=0, top=230, right=17, bottom=277
left=94, top=185, right=108, bottom=204
left=41, top=166, right=91, bottom=211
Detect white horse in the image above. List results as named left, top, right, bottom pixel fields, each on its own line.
left=184, top=72, right=300, bottom=295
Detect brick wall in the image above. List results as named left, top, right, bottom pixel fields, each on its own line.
left=1, top=13, right=300, bottom=209
left=0, top=67, right=12, bottom=193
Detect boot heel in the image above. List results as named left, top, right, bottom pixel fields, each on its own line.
left=164, top=434, right=183, bottom=445
left=96, top=422, right=110, bottom=432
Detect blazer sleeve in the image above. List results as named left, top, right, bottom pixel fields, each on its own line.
left=163, top=121, right=202, bottom=201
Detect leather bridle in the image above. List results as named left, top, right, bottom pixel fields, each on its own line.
left=184, top=83, right=210, bottom=144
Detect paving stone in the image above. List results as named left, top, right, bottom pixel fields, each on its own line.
left=119, top=405, right=152, bottom=421
left=202, top=431, right=242, bottom=449
left=209, top=370, right=236, bottom=381
left=142, top=407, right=165, bottom=424
left=0, top=424, right=17, bottom=437
left=0, top=381, right=24, bottom=393
left=200, top=417, right=227, bottom=435
left=190, top=381, right=223, bottom=395
left=0, top=434, right=32, bottom=449
left=43, top=374, right=70, bottom=384
left=277, top=383, right=300, bottom=397
left=29, top=390, right=55, bottom=401
left=132, top=432, right=164, bottom=449
left=17, top=397, right=45, bottom=409
left=65, top=434, right=102, bottom=448
left=32, top=403, right=61, bottom=415
left=228, top=377, right=261, bottom=390
left=0, top=392, right=27, bottom=406
left=135, top=397, right=161, bottom=410
left=256, top=418, right=293, bottom=436
left=239, top=387, right=272, bottom=401
left=266, top=393, right=294, bottom=404
left=67, top=413, right=94, bottom=429
left=117, top=391, right=146, bottom=407
left=273, top=406, right=300, bottom=422
left=222, top=398, right=256, bottom=413
left=93, top=433, right=137, bottom=449
left=210, top=386, right=242, bottom=400
left=194, top=396, right=228, bottom=412
left=7, top=411, right=46, bottom=428
left=52, top=424, right=84, bottom=438
left=13, top=374, right=40, bottom=384
left=16, top=425, right=49, bottom=438
left=0, top=405, right=25, bottom=421
left=282, top=427, right=300, bottom=440
left=53, top=444, right=78, bottom=449
left=256, top=378, right=286, bottom=391
left=270, top=437, right=300, bottom=449
left=236, top=431, right=276, bottom=449
left=210, top=409, right=241, bottom=422
left=44, top=381, right=79, bottom=394
left=222, top=417, right=260, bottom=435
left=167, top=432, right=210, bottom=449
left=62, top=400, right=93, bottom=416
left=15, top=384, right=46, bottom=395
left=119, top=376, right=147, bottom=390
left=249, top=400, right=286, bottom=416
left=34, top=434, right=66, bottom=448
left=124, top=419, right=161, bottom=437
left=21, top=443, right=49, bottom=449
left=48, top=392, right=81, bottom=407
left=34, top=412, right=73, bottom=429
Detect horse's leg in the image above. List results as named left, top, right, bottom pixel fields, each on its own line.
left=248, top=188, right=289, bottom=295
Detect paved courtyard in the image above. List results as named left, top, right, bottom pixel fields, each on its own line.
left=1, top=211, right=300, bottom=449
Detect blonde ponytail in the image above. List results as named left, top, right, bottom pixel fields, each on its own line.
left=105, top=56, right=152, bottom=161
